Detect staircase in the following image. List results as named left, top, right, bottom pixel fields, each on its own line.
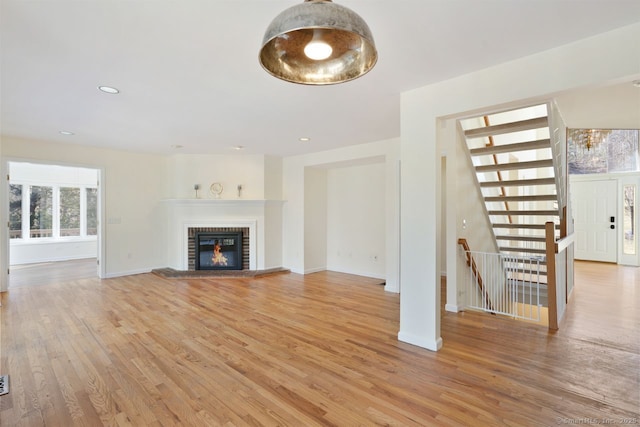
left=460, top=104, right=564, bottom=308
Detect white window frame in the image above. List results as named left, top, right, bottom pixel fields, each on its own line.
left=10, top=181, right=98, bottom=242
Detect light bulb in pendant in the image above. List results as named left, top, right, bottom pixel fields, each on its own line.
left=304, top=39, right=332, bottom=60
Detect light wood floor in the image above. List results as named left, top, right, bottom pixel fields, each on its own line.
left=9, top=259, right=97, bottom=288
left=0, top=261, right=638, bottom=426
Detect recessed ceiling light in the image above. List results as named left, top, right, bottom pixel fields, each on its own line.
left=232, top=145, right=245, bottom=151
left=299, top=137, right=310, bottom=142
left=98, top=85, right=120, bottom=94
left=170, top=144, right=183, bottom=149
left=633, top=80, right=640, bottom=88
left=59, top=130, right=74, bottom=135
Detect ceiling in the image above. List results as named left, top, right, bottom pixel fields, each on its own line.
left=2, top=1, right=639, bottom=157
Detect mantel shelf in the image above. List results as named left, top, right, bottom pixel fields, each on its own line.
left=161, top=198, right=286, bottom=205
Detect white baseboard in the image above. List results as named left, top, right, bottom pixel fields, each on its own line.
left=445, top=303, right=463, bottom=313
left=304, top=267, right=326, bottom=274
left=325, top=266, right=386, bottom=280
left=384, top=283, right=399, bottom=293
left=397, top=331, right=443, bottom=352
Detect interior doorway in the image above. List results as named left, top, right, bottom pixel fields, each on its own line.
left=6, top=161, right=102, bottom=288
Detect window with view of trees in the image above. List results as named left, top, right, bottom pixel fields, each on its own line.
left=86, top=188, right=98, bottom=236
left=9, top=184, right=22, bottom=239
left=9, top=183, right=98, bottom=240
left=30, top=186, right=53, bottom=238
left=60, top=187, right=81, bottom=237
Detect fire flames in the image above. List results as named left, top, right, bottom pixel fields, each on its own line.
left=212, top=242, right=228, bottom=266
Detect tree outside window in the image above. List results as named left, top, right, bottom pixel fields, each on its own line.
left=30, top=186, right=53, bottom=238
left=86, top=188, right=98, bottom=236
left=9, top=184, right=22, bottom=239
left=60, top=187, right=81, bottom=237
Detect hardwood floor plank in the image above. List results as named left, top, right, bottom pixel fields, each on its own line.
left=1, top=263, right=638, bottom=425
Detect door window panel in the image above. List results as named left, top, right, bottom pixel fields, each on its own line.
left=623, top=185, right=636, bottom=255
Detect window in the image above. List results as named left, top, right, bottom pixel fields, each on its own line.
left=9, top=183, right=98, bottom=240
left=60, top=187, right=81, bottom=237
left=568, top=129, right=639, bottom=175
left=86, top=188, right=98, bottom=236
left=30, top=186, right=53, bottom=238
left=9, top=184, right=22, bottom=239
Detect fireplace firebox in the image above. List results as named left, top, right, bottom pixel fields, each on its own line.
left=195, top=231, right=243, bottom=270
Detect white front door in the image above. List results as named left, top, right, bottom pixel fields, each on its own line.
left=572, top=180, right=617, bottom=262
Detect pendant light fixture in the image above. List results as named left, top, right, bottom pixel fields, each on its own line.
left=259, top=0, right=377, bottom=85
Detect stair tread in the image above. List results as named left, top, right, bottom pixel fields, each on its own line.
left=476, top=159, right=553, bottom=172
left=500, top=247, right=547, bottom=254
left=481, top=177, right=556, bottom=187
left=489, top=210, right=559, bottom=216
left=470, top=138, right=551, bottom=156
left=485, top=194, right=557, bottom=202
left=464, top=116, right=549, bottom=139
left=495, top=235, right=546, bottom=242
left=493, top=223, right=560, bottom=229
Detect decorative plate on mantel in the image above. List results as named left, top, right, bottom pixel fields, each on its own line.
left=210, top=182, right=223, bottom=198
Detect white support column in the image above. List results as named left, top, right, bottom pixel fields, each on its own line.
left=398, top=91, right=442, bottom=352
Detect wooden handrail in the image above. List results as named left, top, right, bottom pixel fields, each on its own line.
left=458, top=238, right=495, bottom=312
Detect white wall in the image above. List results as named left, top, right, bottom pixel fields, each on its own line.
left=11, top=240, right=96, bottom=265
left=282, top=139, right=400, bottom=291
left=304, top=167, right=328, bottom=273
left=264, top=155, right=283, bottom=200
left=263, top=200, right=284, bottom=270
left=326, top=162, right=386, bottom=279
left=400, top=23, right=640, bottom=351
left=166, top=154, right=266, bottom=200
left=10, top=162, right=98, bottom=185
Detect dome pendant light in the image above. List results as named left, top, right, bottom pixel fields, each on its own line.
left=259, top=0, right=377, bottom=85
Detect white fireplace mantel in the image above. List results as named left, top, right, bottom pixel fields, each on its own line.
left=161, top=198, right=285, bottom=205
left=161, top=198, right=285, bottom=271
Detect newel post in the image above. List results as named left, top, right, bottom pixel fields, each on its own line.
left=545, top=221, right=558, bottom=330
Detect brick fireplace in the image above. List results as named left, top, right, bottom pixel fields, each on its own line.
left=188, top=227, right=249, bottom=270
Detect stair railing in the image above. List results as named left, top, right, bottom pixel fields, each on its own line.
left=458, top=238, right=495, bottom=312
left=459, top=238, right=545, bottom=322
